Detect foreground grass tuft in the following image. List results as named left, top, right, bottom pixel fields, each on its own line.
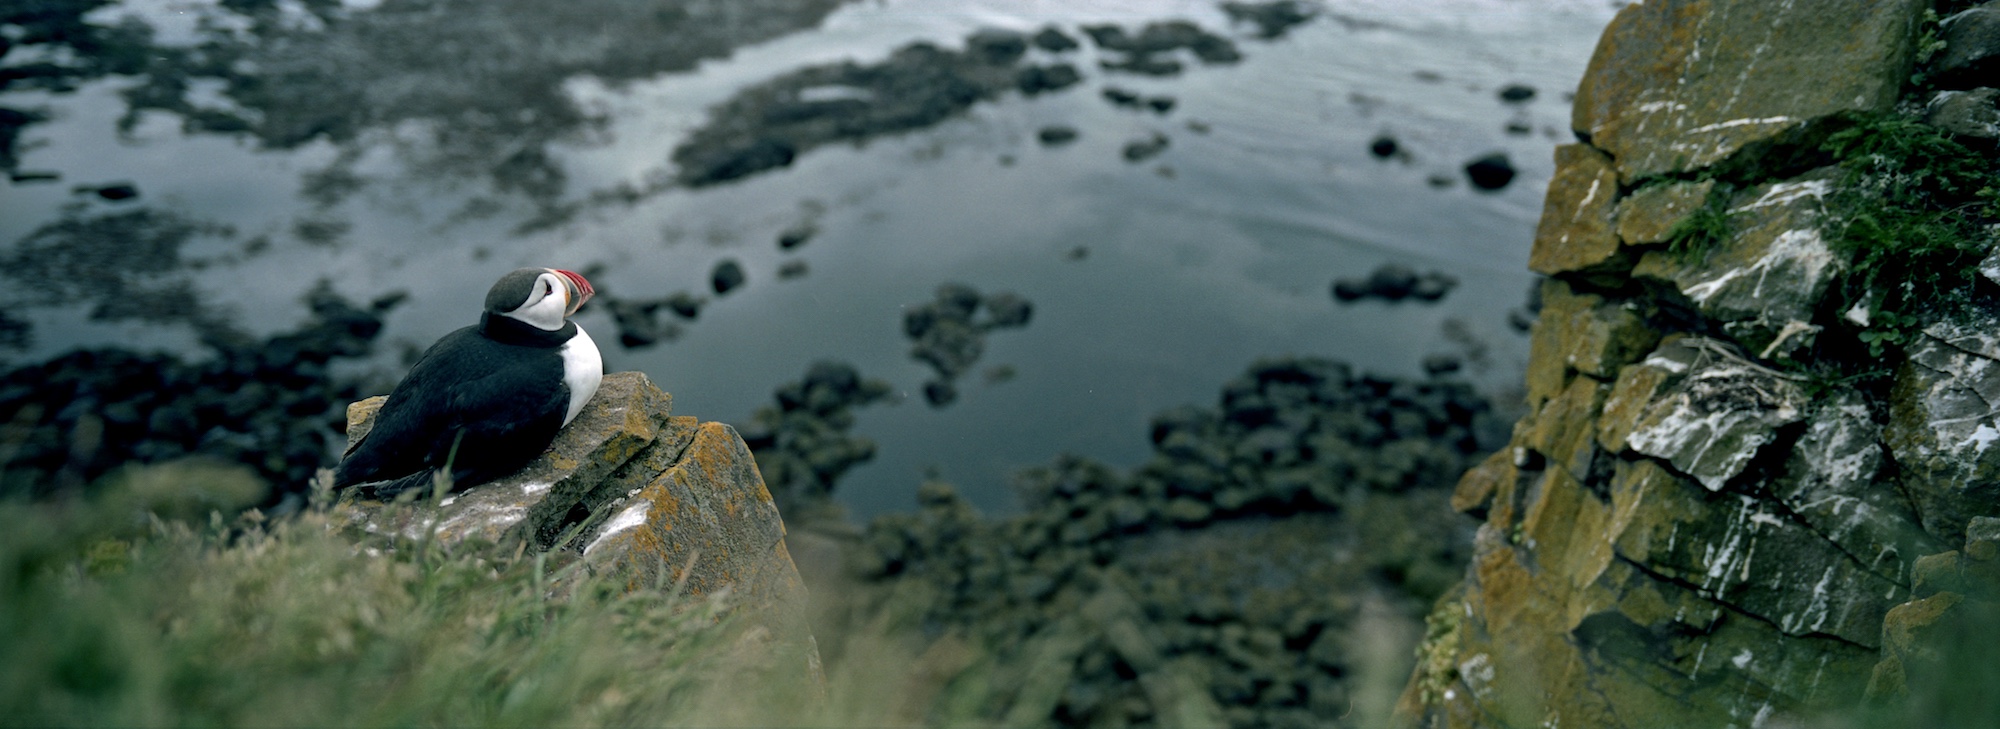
left=0, top=462, right=821, bottom=728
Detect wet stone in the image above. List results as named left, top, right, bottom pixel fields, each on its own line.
left=1037, top=125, right=1079, bottom=146
left=1032, top=26, right=1079, bottom=53
left=1221, top=1, right=1317, bottom=39
left=1572, top=0, right=1921, bottom=181
left=1016, top=64, right=1081, bottom=95
left=741, top=361, right=894, bottom=512
left=1497, top=84, right=1536, bottom=103
left=777, top=222, right=817, bottom=250
left=1330, top=263, right=1457, bottom=304
left=1368, top=134, right=1401, bottom=160
left=1122, top=132, right=1170, bottom=162
left=711, top=259, right=746, bottom=295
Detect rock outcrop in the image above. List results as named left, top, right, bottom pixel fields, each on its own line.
left=338, top=371, right=815, bottom=662
left=1400, top=1, right=2000, bottom=726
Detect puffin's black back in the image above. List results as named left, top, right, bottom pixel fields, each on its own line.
left=333, top=319, right=573, bottom=497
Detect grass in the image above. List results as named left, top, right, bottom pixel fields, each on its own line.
left=0, top=460, right=935, bottom=729
left=1662, top=182, right=1736, bottom=261
left=1, top=459, right=1994, bottom=729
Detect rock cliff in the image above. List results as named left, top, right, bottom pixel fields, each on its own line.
left=1400, top=1, right=2000, bottom=726
left=336, top=371, right=816, bottom=668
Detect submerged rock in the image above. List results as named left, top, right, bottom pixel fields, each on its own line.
left=0, top=283, right=399, bottom=501
left=1036, top=125, right=1079, bottom=146
left=1031, top=26, right=1079, bottom=53
left=1221, top=1, right=1317, bottom=39
left=739, top=361, right=894, bottom=512
left=1368, top=134, right=1400, bottom=158
left=855, top=356, right=1489, bottom=727
left=711, top=259, right=746, bottom=295
left=1330, top=263, right=1458, bottom=304
left=777, top=222, right=817, bottom=250
left=1121, top=132, right=1171, bottom=162
left=1015, top=63, right=1081, bottom=95
left=902, top=283, right=1034, bottom=408
left=673, top=26, right=1090, bottom=186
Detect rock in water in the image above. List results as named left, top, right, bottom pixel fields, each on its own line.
left=1462, top=153, right=1516, bottom=190
left=711, top=259, right=746, bottom=295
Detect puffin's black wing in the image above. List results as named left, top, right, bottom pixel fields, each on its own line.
left=334, top=326, right=570, bottom=494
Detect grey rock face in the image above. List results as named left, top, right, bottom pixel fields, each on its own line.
left=1632, top=172, right=1842, bottom=358
left=1938, top=4, right=2000, bottom=87
left=1888, top=306, right=2000, bottom=544
left=1772, top=391, right=1942, bottom=586
left=1615, top=339, right=1808, bottom=492
left=1926, top=88, right=2000, bottom=139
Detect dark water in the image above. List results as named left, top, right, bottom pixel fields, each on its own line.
left=0, top=0, right=1617, bottom=518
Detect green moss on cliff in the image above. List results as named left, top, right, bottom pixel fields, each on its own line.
left=1821, top=114, right=1999, bottom=360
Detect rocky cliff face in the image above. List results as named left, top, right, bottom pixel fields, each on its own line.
left=1400, top=1, right=2000, bottom=726
left=337, top=371, right=816, bottom=669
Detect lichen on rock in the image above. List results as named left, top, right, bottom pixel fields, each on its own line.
left=336, top=371, right=815, bottom=664
left=1572, top=0, right=1922, bottom=182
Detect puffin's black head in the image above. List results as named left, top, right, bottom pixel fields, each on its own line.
left=486, top=267, right=595, bottom=331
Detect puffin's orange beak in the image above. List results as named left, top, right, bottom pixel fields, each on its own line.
left=554, top=269, right=594, bottom=315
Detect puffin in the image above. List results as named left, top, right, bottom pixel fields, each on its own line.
left=334, top=267, right=603, bottom=498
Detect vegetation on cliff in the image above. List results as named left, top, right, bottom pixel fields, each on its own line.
left=1406, top=0, right=2000, bottom=726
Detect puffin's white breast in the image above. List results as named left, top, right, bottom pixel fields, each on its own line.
left=559, top=325, right=603, bottom=426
